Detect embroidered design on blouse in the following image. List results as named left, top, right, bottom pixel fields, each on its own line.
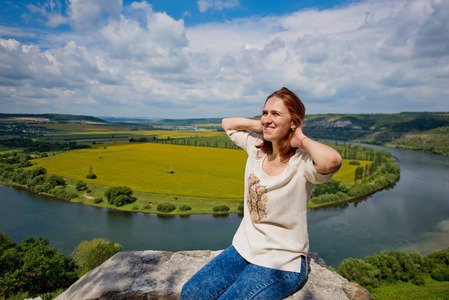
left=247, top=174, right=268, bottom=223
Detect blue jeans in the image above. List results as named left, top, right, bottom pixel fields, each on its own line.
left=180, top=246, right=308, bottom=300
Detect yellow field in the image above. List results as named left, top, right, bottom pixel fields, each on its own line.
left=34, top=123, right=226, bottom=139
left=332, top=159, right=372, bottom=182
left=34, top=123, right=132, bottom=132
left=32, top=143, right=247, bottom=199
left=32, top=143, right=364, bottom=199
left=142, top=130, right=225, bottom=139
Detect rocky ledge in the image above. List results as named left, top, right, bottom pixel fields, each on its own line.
left=55, top=250, right=373, bottom=300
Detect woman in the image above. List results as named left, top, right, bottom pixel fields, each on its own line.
left=181, top=87, right=342, bottom=299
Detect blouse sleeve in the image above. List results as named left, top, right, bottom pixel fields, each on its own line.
left=226, top=130, right=261, bottom=154
left=303, top=151, right=337, bottom=184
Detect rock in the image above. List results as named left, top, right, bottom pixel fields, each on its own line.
left=55, top=250, right=373, bottom=300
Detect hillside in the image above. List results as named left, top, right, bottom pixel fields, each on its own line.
left=100, top=117, right=223, bottom=126
left=2, top=112, right=448, bottom=156
left=0, top=113, right=107, bottom=124
left=302, top=112, right=449, bottom=156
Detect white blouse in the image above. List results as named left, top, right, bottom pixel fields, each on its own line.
left=227, top=130, right=336, bottom=273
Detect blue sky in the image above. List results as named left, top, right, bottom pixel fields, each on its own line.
left=0, top=0, right=448, bottom=118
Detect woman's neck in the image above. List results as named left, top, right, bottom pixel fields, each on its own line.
left=270, top=140, right=283, bottom=158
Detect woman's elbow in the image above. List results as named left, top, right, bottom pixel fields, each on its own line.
left=222, top=118, right=232, bottom=131
left=328, top=153, right=342, bottom=173
left=317, top=153, right=342, bottom=174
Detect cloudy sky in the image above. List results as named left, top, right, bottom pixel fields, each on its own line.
left=0, top=0, right=448, bottom=119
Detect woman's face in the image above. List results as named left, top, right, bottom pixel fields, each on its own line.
left=261, top=96, right=293, bottom=144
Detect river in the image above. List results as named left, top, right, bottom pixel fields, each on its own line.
left=1, top=145, right=448, bottom=267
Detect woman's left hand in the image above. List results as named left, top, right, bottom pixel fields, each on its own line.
left=290, top=127, right=306, bottom=148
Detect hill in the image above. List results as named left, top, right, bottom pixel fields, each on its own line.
left=302, top=112, right=449, bottom=156
left=0, top=113, right=107, bottom=124
left=100, top=117, right=223, bottom=126
left=2, top=112, right=448, bottom=156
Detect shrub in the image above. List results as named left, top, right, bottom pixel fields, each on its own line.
left=76, top=181, right=87, bottom=191
left=27, top=174, right=46, bottom=188
left=213, top=205, right=230, bottom=212
left=39, top=174, right=66, bottom=193
left=93, top=197, right=103, bottom=204
left=143, top=204, right=152, bottom=209
left=31, top=166, right=47, bottom=178
left=53, top=188, right=78, bottom=200
left=72, top=238, right=123, bottom=276
left=411, top=275, right=425, bottom=286
left=104, top=186, right=137, bottom=207
left=431, top=267, right=449, bottom=282
left=86, top=173, right=97, bottom=179
left=46, top=175, right=66, bottom=187
left=337, top=258, right=380, bottom=287
left=349, top=161, right=361, bottom=165
left=238, top=202, right=244, bottom=213
left=157, top=203, right=176, bottom=213
left=179, top=204, right=192, bottom=211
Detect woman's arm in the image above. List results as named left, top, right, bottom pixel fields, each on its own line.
left=222, top=118, right=263, bottom=132
left=291, top=127, right=342, bottom=174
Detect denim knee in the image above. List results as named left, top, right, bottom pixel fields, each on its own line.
left=180, top=246, right=248, bottom=300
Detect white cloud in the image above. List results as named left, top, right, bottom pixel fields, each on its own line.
left=67, top=0, right=122, bottom=31
left=197, top=0, right=240, bottom=13
left=1, top=0, right=448, bottom=118
left=27, top=0, right=68, bottom=27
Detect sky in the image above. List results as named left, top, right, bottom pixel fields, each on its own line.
left=0, top=0, right=448, bottom=119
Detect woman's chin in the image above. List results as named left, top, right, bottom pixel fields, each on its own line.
left=262, top=133, right=272, bottom=141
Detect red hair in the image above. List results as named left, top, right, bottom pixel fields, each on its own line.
left=256, top=87, right=306, bottom=160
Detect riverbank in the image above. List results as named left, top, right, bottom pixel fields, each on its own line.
left=0, top=140, right=400, bottom=215
left=0, top=164, right=400, bottom=215
left=0, top=179, right=242, bottom=215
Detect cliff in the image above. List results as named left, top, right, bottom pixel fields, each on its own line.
left=55, top=250, right=373, bottom=300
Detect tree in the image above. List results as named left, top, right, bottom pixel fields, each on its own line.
left=157, top=203, right=176, bottom=213
left=104, top=186, right=137, bottom=206
left=72, top=238, right=123, bottom=276
left=337, top=258, right=380, bottom=288
left=76, top=181, right=88, bottom=191
left=31, top=166, right=47, bottom=178
left=0, top=231, right=77, bottom=298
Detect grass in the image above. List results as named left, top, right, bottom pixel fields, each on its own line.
left=371, top=278, right=449, bottom=300
left=62, top=178, right=242, bottom=214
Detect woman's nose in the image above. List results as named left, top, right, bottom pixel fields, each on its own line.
left=262, top=114, right=271, bottom=124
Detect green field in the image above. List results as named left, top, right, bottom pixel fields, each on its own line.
left=371, top=278, right=449, bottom=300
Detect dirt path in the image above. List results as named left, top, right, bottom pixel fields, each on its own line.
left=83, top=190, right=94, bottom=202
